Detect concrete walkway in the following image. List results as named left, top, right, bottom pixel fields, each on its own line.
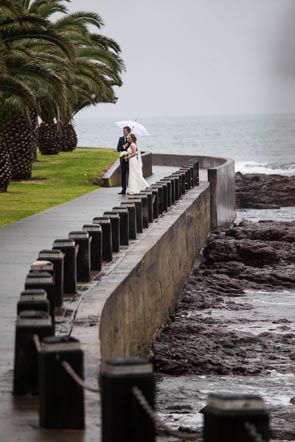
left=0, top=165, right=182, bottom=442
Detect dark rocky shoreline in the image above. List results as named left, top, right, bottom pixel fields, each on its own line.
left=236, top=172, right=295, bottom=209
left=152, top=173, right=295, bottom=441
left=153, top=219, right=295, bottom=376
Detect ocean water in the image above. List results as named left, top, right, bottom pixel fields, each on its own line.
left=74, top=113, right=295, bottom=175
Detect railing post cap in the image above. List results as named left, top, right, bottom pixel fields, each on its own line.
left=203, top=392, right=266, bottom=413
left=41, top=335, right=81, bottom=352
left=69, top=231, right=89, bottom=238
left=101, top=358, right=153, bottom=377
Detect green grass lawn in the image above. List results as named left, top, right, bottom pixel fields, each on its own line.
left=0, top=148, right=117, bottom=227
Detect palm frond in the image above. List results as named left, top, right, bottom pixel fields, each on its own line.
left=0, top=76, right=36, bottom=102
left=1, top=28, right=75, bottom=60
left=90, top=33, right=122, bottom=54
left=55, top=11, right=104, bottom=31
left=28, top=0, right=69, bottom=18
left=0, top=13, right=50, bottom=29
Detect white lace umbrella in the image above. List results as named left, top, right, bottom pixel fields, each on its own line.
left=115, top=120, right=150, bottom=137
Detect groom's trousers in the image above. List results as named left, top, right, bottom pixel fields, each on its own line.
left=120, top=158, right=129, bottom=193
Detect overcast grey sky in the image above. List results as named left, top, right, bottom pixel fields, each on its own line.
left=68, top=0, right=295, bottom=118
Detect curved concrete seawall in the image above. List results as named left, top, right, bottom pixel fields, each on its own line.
left=100, top=152, right=235, bottom=228
left=73, top=183, right=210, bottom=359
left=90, top=152, right=235, bottom=358
left=96, top=183, right=210, bottom=360
left=152, top=153, right=235, bottom=228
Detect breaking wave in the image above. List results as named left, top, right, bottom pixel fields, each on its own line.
left=235, top=161, right=295, bottom=176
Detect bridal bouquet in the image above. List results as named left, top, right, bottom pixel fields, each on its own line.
left=119, top=151, right=129, bottom=161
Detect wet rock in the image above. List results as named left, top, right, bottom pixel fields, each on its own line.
left=152, top=220, right=295, bottom=376
left=235, top=173, right=295, bottom=209
left=154, top=177, right=295, bottom=441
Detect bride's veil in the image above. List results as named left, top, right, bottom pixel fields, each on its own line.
left=136, top=141, right=143, bottom=169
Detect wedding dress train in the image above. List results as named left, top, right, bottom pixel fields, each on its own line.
left=127, top=144, right=149, bottom=194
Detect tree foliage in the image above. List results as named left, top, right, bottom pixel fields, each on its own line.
left=0, top=0, right=125, bottom=124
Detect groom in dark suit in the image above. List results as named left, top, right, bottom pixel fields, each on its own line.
left=117, top=126, right=131, bottom=194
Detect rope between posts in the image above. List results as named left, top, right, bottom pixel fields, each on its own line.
left=61, top=361, right=100, bottom=393
left=33, top=334, right=42, bottom=352
left=132, top=386, right=201, bottom=441
left=32, top=335, right=99, bottom=394
left=32, top=337, right=261, bottom=441
left=244, top=422, right=267, bottom=442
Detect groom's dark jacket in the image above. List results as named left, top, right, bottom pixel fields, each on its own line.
left=117, top=136, right=130, bottom=192
left=117, top=136, right=129, bottom=153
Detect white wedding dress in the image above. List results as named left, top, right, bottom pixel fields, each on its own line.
left=127, top=143, right=149, bottom=194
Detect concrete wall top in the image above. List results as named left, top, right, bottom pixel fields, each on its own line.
left=152, top=153, right=235, bottom=228
left=99, top=151, right=152, bottom=187
left=152, top=153, right=234, bottom=170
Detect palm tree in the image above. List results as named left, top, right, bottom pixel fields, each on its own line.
left=0, top=0, right=124, bottom=190
left=32, top=1, right=125, bottom=153
left=0, top=0, right=74, bottom=186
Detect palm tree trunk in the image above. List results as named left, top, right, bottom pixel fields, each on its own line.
left=60, top=122, right=78, bottom=151
left=4, top=114, right=34, bottom=180
left=31, top=110, right=38, bottom=162
left=0, top=133, right=11, bottom=192
left=38, top=122, right=61, bottom=155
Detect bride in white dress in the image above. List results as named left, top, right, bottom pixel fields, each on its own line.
left=126, top=133, right=149, bottom=194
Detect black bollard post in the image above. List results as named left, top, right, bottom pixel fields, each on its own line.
left=39, top=336, right=85, bottom=429
left=185, top=163, right=195, bottom=187
left=17, top=289, right=49, bottom=315
left=126, top=198, right=143, bottom=233
left=30, top=260, right=55, bottom=279
left=128, top=194, right=149, bottom=228
left=82, top=224, right=102, bottom=272
left=38, top=249, right=64, bottom=308
left=179, top=167, right=191, bottom=190
left=177, top=170, right=187, bottom=194
left=112, top=208, right=129, bottom=246
left=149, top=185, right=163, bottom=215
left=178, top=170, right=187, bottom=194
left=201, top=392, right=270, bottom=442
left=52, top=239, right=78, bottom=295
left=162, top=177, right=175, bottom=204
left=155, top=182, right=168, bottom=212
left=100, top=358, right=155, bottom=442
left=195, top=160, right=200, bottom=185
left=92, top=217, right=113, bottom=261
left=68, top=231, right=91, bottom=282
left=171, top=171, right=186, bottom=195
left=13, top=311, right=53, bottom=395
left=144, top=188, right=159, bottom=219
left=29, top=261, right=56, bottom=306
left=140, top=190, right=154, bottom=223
left=179, top=166, right=192, bottom=190
left=160, top=179, right=172, bottom=207
left=103, top=212, right=121, bottom=252
left=168, top=175, right=180, bottom=200
left=119, top=202, right=137, bottom=239
left=25, top=272, right=55, bottom=329
left=187, top=158, right=199, bottom=185
left=187, top=166, right=193, bottom=188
